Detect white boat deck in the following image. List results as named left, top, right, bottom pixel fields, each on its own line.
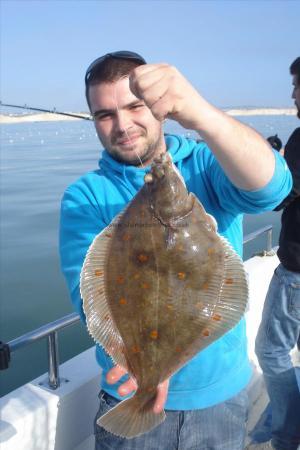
left=0, top=252, right=296, bottom=450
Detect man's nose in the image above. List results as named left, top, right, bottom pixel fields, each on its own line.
left=114, top=110, right=131, bottom=132
left=292, top=87, right=296, bottom=99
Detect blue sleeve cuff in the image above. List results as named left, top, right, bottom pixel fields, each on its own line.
left=237, top=149, right=292, bottom=211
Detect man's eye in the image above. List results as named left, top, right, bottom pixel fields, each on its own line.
left=130, top=104, right=144, bottom=110
left=94, top=113, right=112, bottom=121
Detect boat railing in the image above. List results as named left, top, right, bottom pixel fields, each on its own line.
left=0, top=224, right=274, bottom=391
left=243, top=224, right=274, bottom=255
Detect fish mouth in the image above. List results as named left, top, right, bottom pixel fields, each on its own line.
left=149, top=152, right=175, bottom=180
left=153, top=152, right=172, bottom=164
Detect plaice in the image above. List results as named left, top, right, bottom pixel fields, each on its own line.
left=80, top=152, right=248, bottom=438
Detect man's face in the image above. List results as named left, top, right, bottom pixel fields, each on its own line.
left=292, top=74, right=300, bottom=119
left=88, top=77, right=166, bottom=166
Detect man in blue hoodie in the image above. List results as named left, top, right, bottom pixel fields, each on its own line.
left=59, top=51, right=292, bottom=450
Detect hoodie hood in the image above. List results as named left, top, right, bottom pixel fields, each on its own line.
left=98, top=134, right=197, bottom=196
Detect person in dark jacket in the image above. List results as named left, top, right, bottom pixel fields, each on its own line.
left=267, top=135, right=282, bottom=153
left=255, top=57, right=300, bottom=450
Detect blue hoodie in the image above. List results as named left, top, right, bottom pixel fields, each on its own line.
left=59, top=134, right=291, bottom=409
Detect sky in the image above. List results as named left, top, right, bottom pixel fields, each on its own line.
left=0, top=0, right=299, bottom=112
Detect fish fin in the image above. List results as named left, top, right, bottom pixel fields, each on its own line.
left=98, top=390, right=166, bottom=439
left=207, top=235, right=248, bottom=336
left=193, top=235, right=248, bottom=345
left=80, top=216, right=129, bottom=370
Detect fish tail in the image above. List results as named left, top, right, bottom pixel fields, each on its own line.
left=97, top=389, right=166, bottom=439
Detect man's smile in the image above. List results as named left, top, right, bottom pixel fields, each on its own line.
left=115, top=134, right=142, bottom=146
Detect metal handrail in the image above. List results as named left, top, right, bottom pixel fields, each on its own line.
left=1, top=224, right=273, bottom=390
left=8, top=312, right=80, bottom=351
left=6, top=312, right=81, bottom=390
left=243, top=224, right=273, bottom=253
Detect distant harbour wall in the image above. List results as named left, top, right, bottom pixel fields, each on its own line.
left=225, top=108, right=297, bottom=116
left=0, top=108, right=297, bottom=124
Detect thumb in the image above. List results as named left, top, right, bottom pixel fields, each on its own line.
left=153, top=379, right=169, bottom=414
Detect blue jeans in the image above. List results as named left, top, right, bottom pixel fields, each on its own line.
left=94, top=389, right=248, bottom=449
left=255, top=264, right=300, bottom=450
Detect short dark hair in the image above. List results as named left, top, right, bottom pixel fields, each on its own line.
left=290, top=57, right=300, bottom=85
left=85, top=53, right=146, bottom=111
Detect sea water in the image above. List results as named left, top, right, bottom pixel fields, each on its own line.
left=0, top=114, right=298, bottom=396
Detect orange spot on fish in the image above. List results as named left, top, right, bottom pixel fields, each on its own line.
left=146, top=386, right=155, bottom=393
left=202, top=282, right=209, bottom=290
left=166, top=304, right=173, bottom=310
left=225, top=278, right=234, bottom=285
left=212, top=313, right=222, bottom=321
left=133, top=273, right=140, bottom=280
left=95, top=270, right=103, bottom=277
left=119, top=297, right=127, bottom=305
left=207, top=247, right=215, bottom=255
left=177, top=272, right=186, bottom=280
left=141, top=282, right=150, bottom=289
left=122, top=233, right=131, bottom=241
left=202, top=329, right=210, bottom=337
left=132, top=345, right=141, bottom=354
left=138, top=254, right=149, bottom=263
left=175, top=346, right=182, bottom=352
left=116, top=275, right=125, bottom=284
left=196, top=301, right=204, bottom=309
left=150, top=330, right=158, bottom=340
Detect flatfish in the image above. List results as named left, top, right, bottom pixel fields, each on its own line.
left=80, top=152, right=248, bottom=438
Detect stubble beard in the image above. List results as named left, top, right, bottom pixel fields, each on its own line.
left=107, top=131, right=165, bottom=166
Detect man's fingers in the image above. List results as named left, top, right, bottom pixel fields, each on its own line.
left=106, top=365, right=127, bottom=384
left=153, top=379, right=169, bottom=414
left=106, top=365, right=137, bottom=396
left=118, top=377, right=138, bottom=397
left=129, top=64, right=185, bottom=123
left=107, top=366, right=169, bottom=412
left=129, top=64, right=170, bottom=103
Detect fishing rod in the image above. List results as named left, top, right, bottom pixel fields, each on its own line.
left=0, top=101, right=93, bottom=121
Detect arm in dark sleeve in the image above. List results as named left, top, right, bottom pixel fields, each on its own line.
left=274, top=128, right=300, bottom=211
left=274, top=181, right=300, bottom=210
